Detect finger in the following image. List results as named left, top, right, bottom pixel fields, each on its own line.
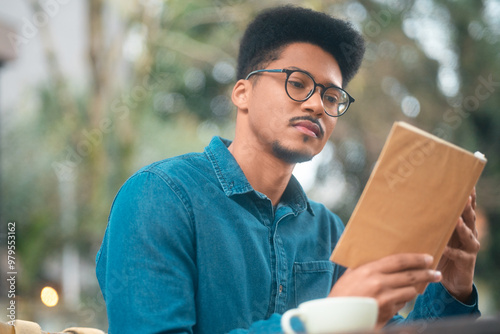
left=383, top=268, right=442, bottom=289
left=461, top=196, right=476, bottom=230
left=394, top=302, right=407, bottom=313
left=375, top=286, right=419, bottom=329
left=447, top=220, right=460, bottom=247
left=454, top=220, right=481, bottom=253
left=376, top=301, right=409, bottom=329
left=441, top=246, right=476, bottom=263
left=373, top=253, right=434, bottom=274
left=471, top=187, right=477, bottom=211
left=378, top=286, right=419, bottom=313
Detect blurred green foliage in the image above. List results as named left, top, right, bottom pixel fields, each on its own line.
left=1, top=0, right=499, bottom=329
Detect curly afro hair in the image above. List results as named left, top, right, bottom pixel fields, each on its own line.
left=237, top=6, right=365, bottom=86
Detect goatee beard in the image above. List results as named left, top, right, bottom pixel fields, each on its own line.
left=272, top=141, right=313, bottom=164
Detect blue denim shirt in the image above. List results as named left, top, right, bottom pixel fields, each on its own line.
left=96, top=136, right=479, bottom=334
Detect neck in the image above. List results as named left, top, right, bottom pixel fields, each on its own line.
left=228, top=136, right=294, bottom=206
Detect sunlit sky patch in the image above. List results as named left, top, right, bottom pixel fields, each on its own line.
left=402, top=0, right=460, bottom=97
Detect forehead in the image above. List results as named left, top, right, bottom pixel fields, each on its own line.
left=272, top=42, right=343, bottom=87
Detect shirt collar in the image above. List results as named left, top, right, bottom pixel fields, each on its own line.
left=204, top=136, right=314, bottom=216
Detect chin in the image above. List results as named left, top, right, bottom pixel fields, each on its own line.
left=271, top=140, right=315, bottom=164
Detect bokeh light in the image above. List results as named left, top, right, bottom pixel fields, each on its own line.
left=40, top=287, right=59, bottom=307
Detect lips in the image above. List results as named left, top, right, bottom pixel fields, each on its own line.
left=292, top=120, right=322, bottom=138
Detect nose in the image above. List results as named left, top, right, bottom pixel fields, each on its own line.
left=300, top=86, right=324, bottom=117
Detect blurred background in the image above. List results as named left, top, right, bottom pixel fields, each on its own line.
left=0, top=0, right=499, bottom=331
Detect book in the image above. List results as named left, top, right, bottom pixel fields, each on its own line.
left=330, top=121, right=487, bottom=292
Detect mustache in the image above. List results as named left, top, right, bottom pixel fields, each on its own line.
left=289, top=116, right=324, bottom=137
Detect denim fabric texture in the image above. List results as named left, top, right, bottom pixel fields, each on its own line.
left=96, top=136, right=479, bottom=334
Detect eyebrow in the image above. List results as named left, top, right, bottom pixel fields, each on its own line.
left=286, top=66, right=343, bottom=89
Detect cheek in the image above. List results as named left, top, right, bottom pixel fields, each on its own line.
left=250, top=89, right=291, bottom=128
left=267, top=106, right=290, bottom=130
left=323, top=118, right=338, bottom=137
left=250, top=105, right=289, bottom=143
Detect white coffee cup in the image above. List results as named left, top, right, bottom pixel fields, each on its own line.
left=281, top=297, right=378, bottom=334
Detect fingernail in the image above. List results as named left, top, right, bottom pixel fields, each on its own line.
left=425, top=255, right=433, bottom=265
left=433, top=270, right=442, bottom=281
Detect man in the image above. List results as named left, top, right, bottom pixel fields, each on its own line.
left=96, top=6, right=480, bottom=333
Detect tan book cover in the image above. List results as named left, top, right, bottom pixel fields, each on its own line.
left=330, top=121, right=487, bottom=292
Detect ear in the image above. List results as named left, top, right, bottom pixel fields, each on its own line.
left=231, top=79, right=251, bottom=112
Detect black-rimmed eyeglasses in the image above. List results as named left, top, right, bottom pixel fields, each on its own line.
left=245, top=68, right=354, bottom=117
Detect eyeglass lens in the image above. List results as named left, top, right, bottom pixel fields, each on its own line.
left=285, top=71, right=349, bottom=116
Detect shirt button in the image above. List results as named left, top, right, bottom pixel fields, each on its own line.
left=279, top=284, right=283, bottom=294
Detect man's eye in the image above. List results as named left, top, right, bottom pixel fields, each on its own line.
left=288, top=80, right=305, bottom=89
left=325, top=95, right=338, bottom=104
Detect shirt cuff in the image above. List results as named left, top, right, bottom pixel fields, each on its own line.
left=419, top=282, right=480, bottom=319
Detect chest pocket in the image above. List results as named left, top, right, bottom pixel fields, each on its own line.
left=293, top=261, right=334, bottom=306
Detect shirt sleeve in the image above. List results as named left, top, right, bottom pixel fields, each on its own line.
left=388, top=282, right=480, bottom=326
left=96, top=171, right=288, bottom=334
left=228, top=314, right=283, bottom=334
left=95, top=171, right=197, bottom=333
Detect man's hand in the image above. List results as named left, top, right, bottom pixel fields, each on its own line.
left=328, top=253, right=442, bottom=328
left=437, top=188, right=480, bottom=303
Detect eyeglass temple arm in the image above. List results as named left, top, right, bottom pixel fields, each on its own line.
left=245, top=69, right=285, bottom=80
